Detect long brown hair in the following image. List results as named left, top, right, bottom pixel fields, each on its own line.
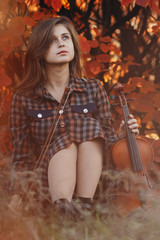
left=16, top=16, right=84, bottom=96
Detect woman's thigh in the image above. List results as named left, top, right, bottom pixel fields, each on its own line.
left=76, top=139, right=104, bottom=198
left=48, top=143, right=78, bottom=202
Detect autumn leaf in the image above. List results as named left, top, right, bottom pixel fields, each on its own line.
left=130, top=92, right=154, bottom=112
left=88, top=40, right=99, bottom=48
left=44, top=0, right=62, bottom=11
left=32, top=11, right=45, bottom=20
left=51, top=0, right=62, bottom=11
left=10, top=35, right=23, bottom=47
left=0, top=69, right=12, bottom=87
left=121, top=0, right=132, bottom=6
left=140, top=82, right=156, bottom=94
left=89, top=61, right=101, bottom=74
left=22, top=16, right=36, bottom=26
left=100, top=43, right=110, bottom=53
left=136, top=0, right=148, bottom=7
left=121, top=82, right=137, bottom=92
left=149, top=0, right=160, bottom=15
left=8, top=16, right=25, bottom=36
left=44, top=0, right=51, bottom=7
left=129, top=77, right=147, bottom=88
left=100, top=36, right=112, bottom=43
left=142, top=111, right=154, bottom=123
left=96, top=54, right=110, bottom=63
left=79, top=36, right=91, bottom=53
left=0, top=0, right=10, bottom=14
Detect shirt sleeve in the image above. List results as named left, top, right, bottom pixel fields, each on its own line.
left=95, top=80, right=118, bottom=148
left=10, top=93, right=34, bottom=195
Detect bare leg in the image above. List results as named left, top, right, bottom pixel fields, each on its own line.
left=48, top=143, right=77, bottom=203
left=76, top=139, right=103, bottom=199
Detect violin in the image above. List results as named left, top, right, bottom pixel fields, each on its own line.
left=110, top=83, right=155, bottom=215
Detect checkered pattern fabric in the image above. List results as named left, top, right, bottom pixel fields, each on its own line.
left=10, top=77, right=117, bottom=195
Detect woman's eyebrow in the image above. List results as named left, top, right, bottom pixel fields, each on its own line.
left=52, top=32, right=70, bottom=38
left=61, top=33, right=70, bottom=36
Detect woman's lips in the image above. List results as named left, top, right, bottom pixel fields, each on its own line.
left=57, top=50, right=68, bottom=54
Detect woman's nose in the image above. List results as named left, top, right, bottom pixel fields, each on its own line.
left=57, top=39, right=65, bottom=47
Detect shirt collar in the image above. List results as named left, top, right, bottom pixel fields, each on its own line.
left=32, top=77, right=88, bottom=101
left=69, top=77, right=88, bottom=93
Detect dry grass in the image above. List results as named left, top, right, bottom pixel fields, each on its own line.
left=1, top=159, right=160, bottom=240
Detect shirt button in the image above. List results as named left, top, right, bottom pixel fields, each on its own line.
left=59, top=110, right=63, bottom=115
left=83, top=108, right=88, bottom=113
left=60, top=122, right=65, bottom=127
left=37, top=113, right=42, bottom=118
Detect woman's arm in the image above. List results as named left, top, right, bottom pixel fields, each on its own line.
left=95, top=80, right=118, bottom=147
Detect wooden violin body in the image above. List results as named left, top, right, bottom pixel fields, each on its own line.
left=110, top=83, right=158, bottom=216
left=112, top=136, right=154, bottom=186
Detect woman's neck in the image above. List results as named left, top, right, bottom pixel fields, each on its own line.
left=45, top=64, right=70, bottom=89
left=44, top=64, right=70, bottom=102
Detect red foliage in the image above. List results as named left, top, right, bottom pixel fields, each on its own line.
left=79, top=36, right=91, bottom=53
left=8, top=16, right=25, bottom=36
left=136, top=0, right=148, bottom=7
left=100, top=43, right=111, bottom=53
left=100, top=36, right=112, bottom=43
left=121, top=0, right=132, bottom=6
left=32, top=11, right=45, bottom=20
left=22, top=16, right=36, bottom=26
left=131, top=92, right=154, bottom=112
left=88, top=61, right=102, bottom=74
left=96, top=54, right=110, bottom=63
left=0, top=69, right=12, bottom=87
left=88, top=40, right=99, bottom=48
left=120, top=0, right=160, bottom=16
left=44, top=0, right=62, bottom=11
left=25, top=0, right=39, bottom=5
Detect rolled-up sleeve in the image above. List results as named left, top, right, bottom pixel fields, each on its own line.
left=95, top=81, right=118, bottom=148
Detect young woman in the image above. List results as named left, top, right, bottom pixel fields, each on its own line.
left=9, top=16, right=139, bottom=216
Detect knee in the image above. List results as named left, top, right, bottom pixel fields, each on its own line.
left=51, top=186, right=75, bottom=202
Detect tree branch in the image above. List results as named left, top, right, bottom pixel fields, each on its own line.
left=106, top=5, right=142, bottom=36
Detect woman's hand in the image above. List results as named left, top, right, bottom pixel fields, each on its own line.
left=118, top=114, right=139, bottom=140
left=8, top=194, right=22, bottom=213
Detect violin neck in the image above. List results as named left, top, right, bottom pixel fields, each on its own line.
left=122, top=105, right=143, bottom=172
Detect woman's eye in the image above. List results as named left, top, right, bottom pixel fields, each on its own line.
left=63, top=35, right=69, bottom=40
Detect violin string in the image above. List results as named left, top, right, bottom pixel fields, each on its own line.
left=125, top=107, right=137, bottom=169
left=123, top=105, right=137, bottom=171
left=124, top=106, right=141, bottom=171
left=122, top=100, right=143, bottom=172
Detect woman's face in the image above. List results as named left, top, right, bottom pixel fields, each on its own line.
left=44, top=24, right=75, bottom=65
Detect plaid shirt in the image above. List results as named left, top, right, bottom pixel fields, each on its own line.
left=10, top=77, right=117, bottom=195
